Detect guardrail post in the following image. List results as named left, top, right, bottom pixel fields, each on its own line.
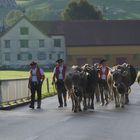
left=46, top=78, right=50, bottom=93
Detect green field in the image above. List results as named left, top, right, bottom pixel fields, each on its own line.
left=0, top=70, right=56, bottom=98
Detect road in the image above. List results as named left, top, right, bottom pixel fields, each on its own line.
left=0, top=83, right=140, bottom=140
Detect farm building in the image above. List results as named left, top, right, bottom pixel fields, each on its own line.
left=0, top=16, right=140, bottom=69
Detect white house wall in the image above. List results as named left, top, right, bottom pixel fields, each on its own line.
left=51, top=35, right=66, bottom=63
left=0, top=18, right=66, bottom=69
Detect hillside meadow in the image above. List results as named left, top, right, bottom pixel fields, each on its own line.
left=1, top=0, right=140, bottom=24
left=16, top=0, right=140, bottom=20
left=1, top=0, right=140, bottom=25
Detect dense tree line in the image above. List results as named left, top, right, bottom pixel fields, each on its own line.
left=62, top=0, right=103, bottom=20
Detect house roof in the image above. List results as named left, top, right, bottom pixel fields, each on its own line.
left=32, top=20, right=140, bottom=46
left=1, top=17, right=140, bottom=46
left=32, top=21, right=65, bottom=36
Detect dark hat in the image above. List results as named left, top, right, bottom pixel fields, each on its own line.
left=99, top=59, right=107, bottom=64
left=30, top=61, right=37, bottom=66
left=56, top=59, right=64, bottom=63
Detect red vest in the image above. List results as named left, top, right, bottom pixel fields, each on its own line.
left=98, top=66, right=109, bottom=79
left=55, top=65, right=66, bottom=80
left=29, top=67, right=44, bottom=81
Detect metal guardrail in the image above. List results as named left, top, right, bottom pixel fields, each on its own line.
left=0, top=78, right=30, bottom=107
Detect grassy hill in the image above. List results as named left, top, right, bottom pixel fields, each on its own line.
left=15, top=0, right=140, bottom=20
left=1, top=0, right=140, bottom=25
left=90, top=0, right=140, bottom=19
left=16, top=0, right=69, bottom=20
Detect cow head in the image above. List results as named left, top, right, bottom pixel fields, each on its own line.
left=82, top=64, right=98, bottom=82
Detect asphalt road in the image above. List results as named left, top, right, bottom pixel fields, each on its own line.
left=1, top=82, right=140, bottom=140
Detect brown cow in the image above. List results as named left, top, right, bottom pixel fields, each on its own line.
left=107, top=63, right=137, bottom=108
left=137, top=71, right=140, bottom=85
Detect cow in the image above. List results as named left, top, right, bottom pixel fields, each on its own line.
left=81, top=64, right=99, bottom=110
left=64, top=65, right=83, bottom=112
left=64, top=64, right=99, bottom=112
left=93, top=63, right=101, bottom=102
left=137, top=71, right=140, bottom=85
left=108, top=63, right=137, bottom=108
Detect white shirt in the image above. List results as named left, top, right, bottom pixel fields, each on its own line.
left=53, top=65, right=63, bottom=80
left=31, top=67, right=44, bottom=82
left=101, top=67, right=106, bottom=80
left=58, top=65, right=63, bottom=80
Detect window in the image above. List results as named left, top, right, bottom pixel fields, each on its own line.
left=21, top=53, right=28, bottom=61
left=49, top=54, right=52, bottom=60
left=20, top=27, right=29, bottom=35
left=5, top=53, right=10, bottom=61
left=37, top=52, right=46, bottom=60
left=67, top=55, right=72, bottom=61
left=104, top=54, right=110, bottom=60
left=39, top=40, right=45, bottom=48
left=133, top=54, right=139, bottom=60
left=57, top=52, right=64, bottom=60
left=57, top=53, right=61, bottom=60
left=17, top=54, right=21, bottom=60
left=4, top=40, right=10, bottom=48
left=54, top=39, right=61, bottom=47
left=20, top=40, right=28, bottom=48
left=17, top=53, right=31, bottom=61
left=28, top=53, right=32, bottom=60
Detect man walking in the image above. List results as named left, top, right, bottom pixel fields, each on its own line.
left=28, top=61, right=45, bottom=109
left=52, top=59, right=67, bottom=108
left=98, top=59, right=110, bottom=106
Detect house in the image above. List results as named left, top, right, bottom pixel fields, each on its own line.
left=59, top=20, right=140, bottom=69
left=1, top=16, right=140, bottom=69
left=0, top=17, right=66, bottom=69
left=41, top=20, right=140, bottom=69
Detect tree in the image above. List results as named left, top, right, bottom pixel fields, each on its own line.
left=5, top=10, right=24, bottom=26
left=62, top=0, right=103, bottom=20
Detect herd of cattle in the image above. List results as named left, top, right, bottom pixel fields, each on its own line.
left=64, top=63, right=140, bottom=112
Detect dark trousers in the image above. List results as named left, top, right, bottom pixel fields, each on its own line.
left=99, top=79, right=109, bottom=105
left=30, top=81, right=42, bottom=107
left=55, top=80, right=67, bottom=106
